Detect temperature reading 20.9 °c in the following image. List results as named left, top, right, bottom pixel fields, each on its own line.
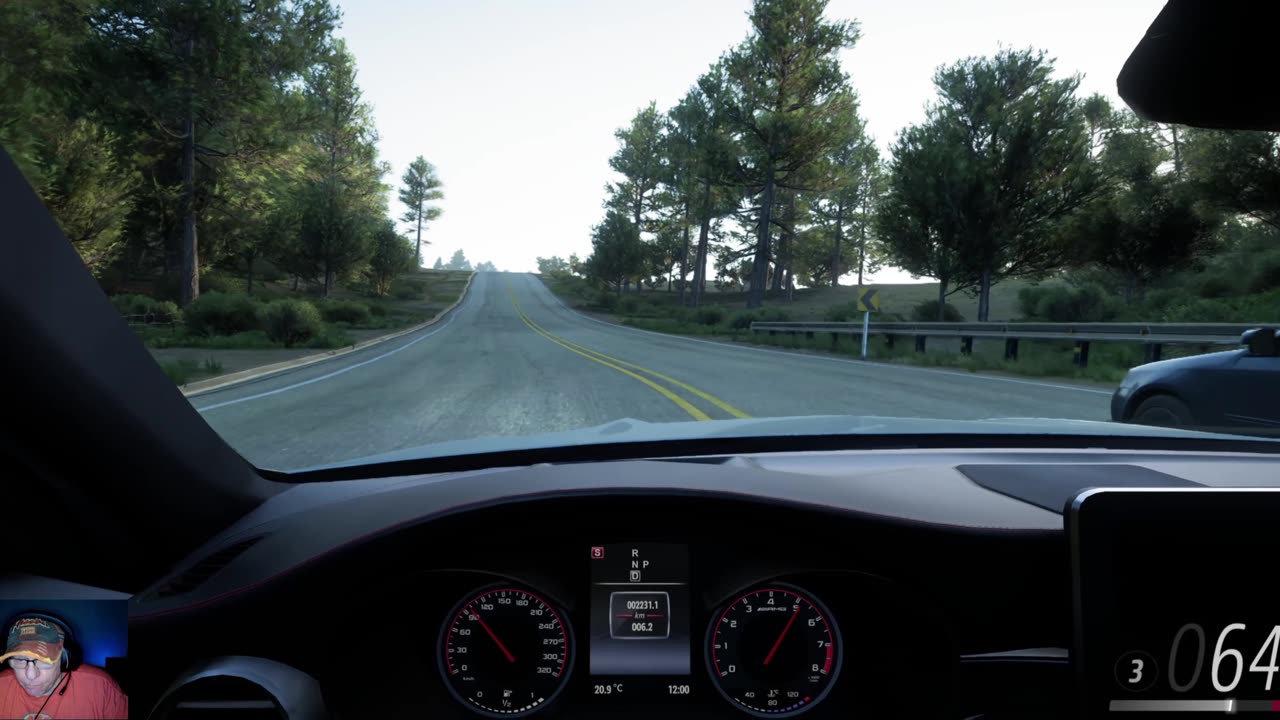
left=707, top=586, right=842, bottom=717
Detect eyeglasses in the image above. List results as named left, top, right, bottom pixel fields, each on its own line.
left=7, top=657, right=56, bottom=671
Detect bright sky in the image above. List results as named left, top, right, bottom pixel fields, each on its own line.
left=335, top=0, right=1166, bottom=282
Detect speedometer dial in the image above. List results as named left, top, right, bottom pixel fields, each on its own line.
left=440, top=586, right=573, bottom=717
left=706, top=585, right=842, bottom=716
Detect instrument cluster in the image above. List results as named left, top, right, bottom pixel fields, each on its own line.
left=384, top=541, right=956, bottom=720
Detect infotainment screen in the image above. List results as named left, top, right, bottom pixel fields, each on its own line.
left=1070, top=489, right=1280, bottom=717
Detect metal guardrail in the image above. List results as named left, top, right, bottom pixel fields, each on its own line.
left=749, top=321, right=1269, bottom=367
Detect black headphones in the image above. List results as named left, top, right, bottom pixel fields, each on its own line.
left=2, top=611, right=81, bottom=672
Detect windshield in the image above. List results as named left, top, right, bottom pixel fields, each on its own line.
left=5, top=0, right=1279, bottom=471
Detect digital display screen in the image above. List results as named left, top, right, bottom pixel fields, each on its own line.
left=1071, top=489, right=1280, bottom=717
left=588, top=543, right=692, bottom=699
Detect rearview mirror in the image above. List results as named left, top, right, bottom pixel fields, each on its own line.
left=1241, top=328, right=1278, bottom=356
left=1118, top=2, right=1280, bottom=130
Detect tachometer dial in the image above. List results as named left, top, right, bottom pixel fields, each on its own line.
left=440, top=586, right=573, bottom=717
left=706, top=585, right=841, bottom=717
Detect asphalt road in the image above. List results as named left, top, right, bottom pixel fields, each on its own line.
left=191, top=271, right=1112, bottom=470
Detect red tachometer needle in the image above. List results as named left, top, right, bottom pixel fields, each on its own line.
left=472, top=611, right=516, bottom=663
left=763, top=605, right=801, bottom=666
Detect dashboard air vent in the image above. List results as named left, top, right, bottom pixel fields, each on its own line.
left=153, top=536, right=264, bottom=598
left=150, top=676, right=284, bottom=720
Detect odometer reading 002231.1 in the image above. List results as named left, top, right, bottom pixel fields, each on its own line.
left=707, top=586, right=842, bottom=717
left=440, top=587, right=573, bottom=717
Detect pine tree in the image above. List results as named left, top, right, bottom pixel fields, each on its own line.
left=84, top=0, right=338, bottom=304
left=399, top=156, right=444, bottom=267
left=718, top=0, right=861, bottom=307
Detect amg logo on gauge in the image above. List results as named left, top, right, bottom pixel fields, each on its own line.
left=610, top=591, right=670, bottom=639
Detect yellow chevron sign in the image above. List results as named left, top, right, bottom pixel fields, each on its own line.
left=856, top=287, right=880, bottom=312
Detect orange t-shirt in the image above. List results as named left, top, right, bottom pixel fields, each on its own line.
left=0, top=666, right=128, bottom=719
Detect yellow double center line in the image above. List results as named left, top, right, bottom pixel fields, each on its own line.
left=509, top=291, right=750, bottom=422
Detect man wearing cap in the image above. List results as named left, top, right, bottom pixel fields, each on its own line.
left=0, top=616, right=127, bottom=719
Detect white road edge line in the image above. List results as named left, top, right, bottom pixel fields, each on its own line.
left=196, top=291, right=469, bottom=413
left=531, top=275, right=1114, bottom=397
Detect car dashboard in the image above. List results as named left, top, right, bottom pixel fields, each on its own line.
left=126, top=447, right=1280, bottom=720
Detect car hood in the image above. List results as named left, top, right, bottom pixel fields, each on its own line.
left=296, top=415, right=1259, bottom=472
left=1130, top=348, right=1244, bottom=375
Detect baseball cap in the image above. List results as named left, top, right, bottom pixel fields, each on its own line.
left=0, top=617, right=65, bottom=666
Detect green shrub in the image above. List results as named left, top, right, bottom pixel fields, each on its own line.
left=694, top=307, right=725, bottom=326
left=160, top=360, right=194, bottom=385
left=1016, top=287, right=1041, bottom=319
left=1035, top=287, right=1082, bottom=321
left=110, top=293, right=144, bottom=315
left=1158, top=298, right=1240, bottom=323
left=1246, top=256, right=1280, bottom=294
left=1197, top=274, right=1235, bottom=299
left=640, top=299, right=674, bottom=317
left=152, top=300, right=181, bottom=323
left=390, top=278, right=422, bottom=300
left=1016, top=284, right=1115, bottom=322
left=199, top=271, right=234, bottom=294
left=619, top=297, right=640, bottom=315
left=1139, top=287, right=1181, bottom=311
left=318, top=299, right=371, bottom=324
left=911, top=299, right=965, bottom=322
left=111, top=294, right=182, bottom=323
left=1238, top=289, right=1280, bottom=321
left=368, top=303, right=388, bottom=317
left=306, top=326, right=353, bottom=348
left=184, top=292, right=261, bottom=336
left=594, top=292, right=619, bottom=312
left=1158, top=290, right=1280, bottom=323
left=260, top=299, right=323, bottom=347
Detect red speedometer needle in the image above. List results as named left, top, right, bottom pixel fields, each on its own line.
left=472, top=611, right=516, bottom=663
left=763, top=606, right=801, bottom=666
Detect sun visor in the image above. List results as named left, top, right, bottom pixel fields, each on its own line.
left=1118, top=1, right=1280, bottom=130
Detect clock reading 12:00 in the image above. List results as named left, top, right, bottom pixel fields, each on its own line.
left=706, top=585, right=842, bottom=716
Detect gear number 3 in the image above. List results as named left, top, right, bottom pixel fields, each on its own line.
left=1114, top=651, right=1158, bottom=692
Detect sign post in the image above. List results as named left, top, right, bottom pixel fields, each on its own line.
left=856, top=287, right=880, bottom=360
left=861, top=309, right=870, bottom=359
